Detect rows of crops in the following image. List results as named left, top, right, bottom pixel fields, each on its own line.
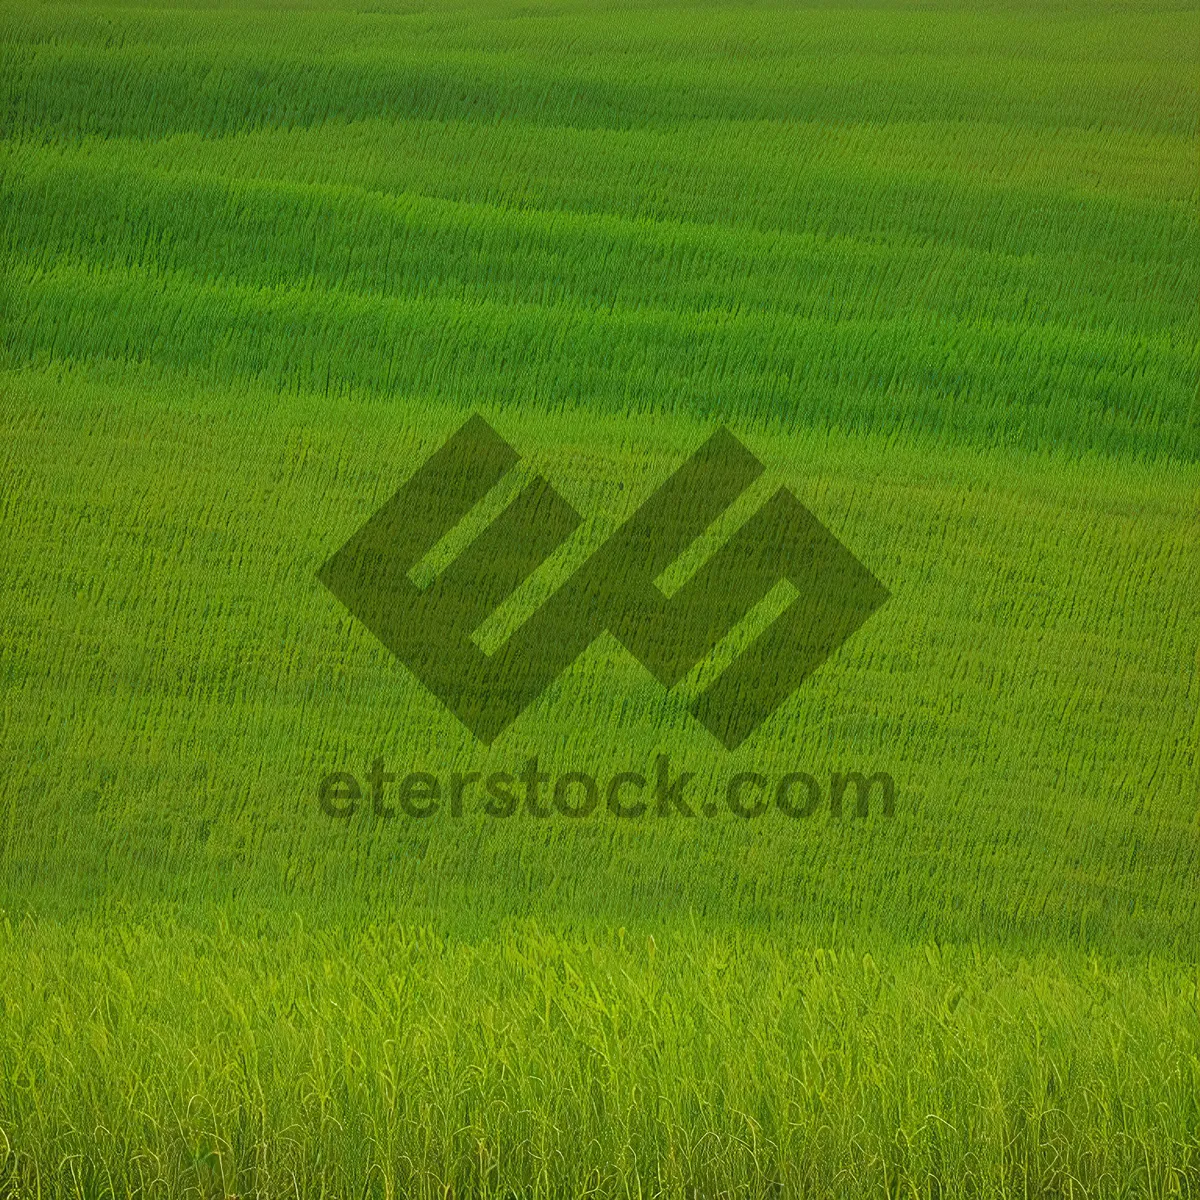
left=3, top=106, right=1195, bottom=457
left=2, top=0, right=1198, bottom=1194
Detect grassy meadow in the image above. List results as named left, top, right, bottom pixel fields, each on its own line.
left=1, top=0, right=1198, bottom=1194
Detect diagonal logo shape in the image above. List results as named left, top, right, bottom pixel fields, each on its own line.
left=317, top=415, right=889, bottom=749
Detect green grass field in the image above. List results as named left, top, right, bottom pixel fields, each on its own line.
left=2, top=0, right=1198, bottom=1194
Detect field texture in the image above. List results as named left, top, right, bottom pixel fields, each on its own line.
left=1, top=0, right=1198, bottom=1195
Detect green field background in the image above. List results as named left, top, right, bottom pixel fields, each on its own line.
left=1, top=0, right=1198, bottom=1195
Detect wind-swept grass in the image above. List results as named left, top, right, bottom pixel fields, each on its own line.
left=1, top=0, right=1198, bottom=1192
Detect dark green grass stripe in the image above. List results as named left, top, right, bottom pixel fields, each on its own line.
left=3, top=7, right=1196, bottom=141
left=4, top=256, right=1195, bottom=459
left=2, top=155, right=1194, bottom=340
